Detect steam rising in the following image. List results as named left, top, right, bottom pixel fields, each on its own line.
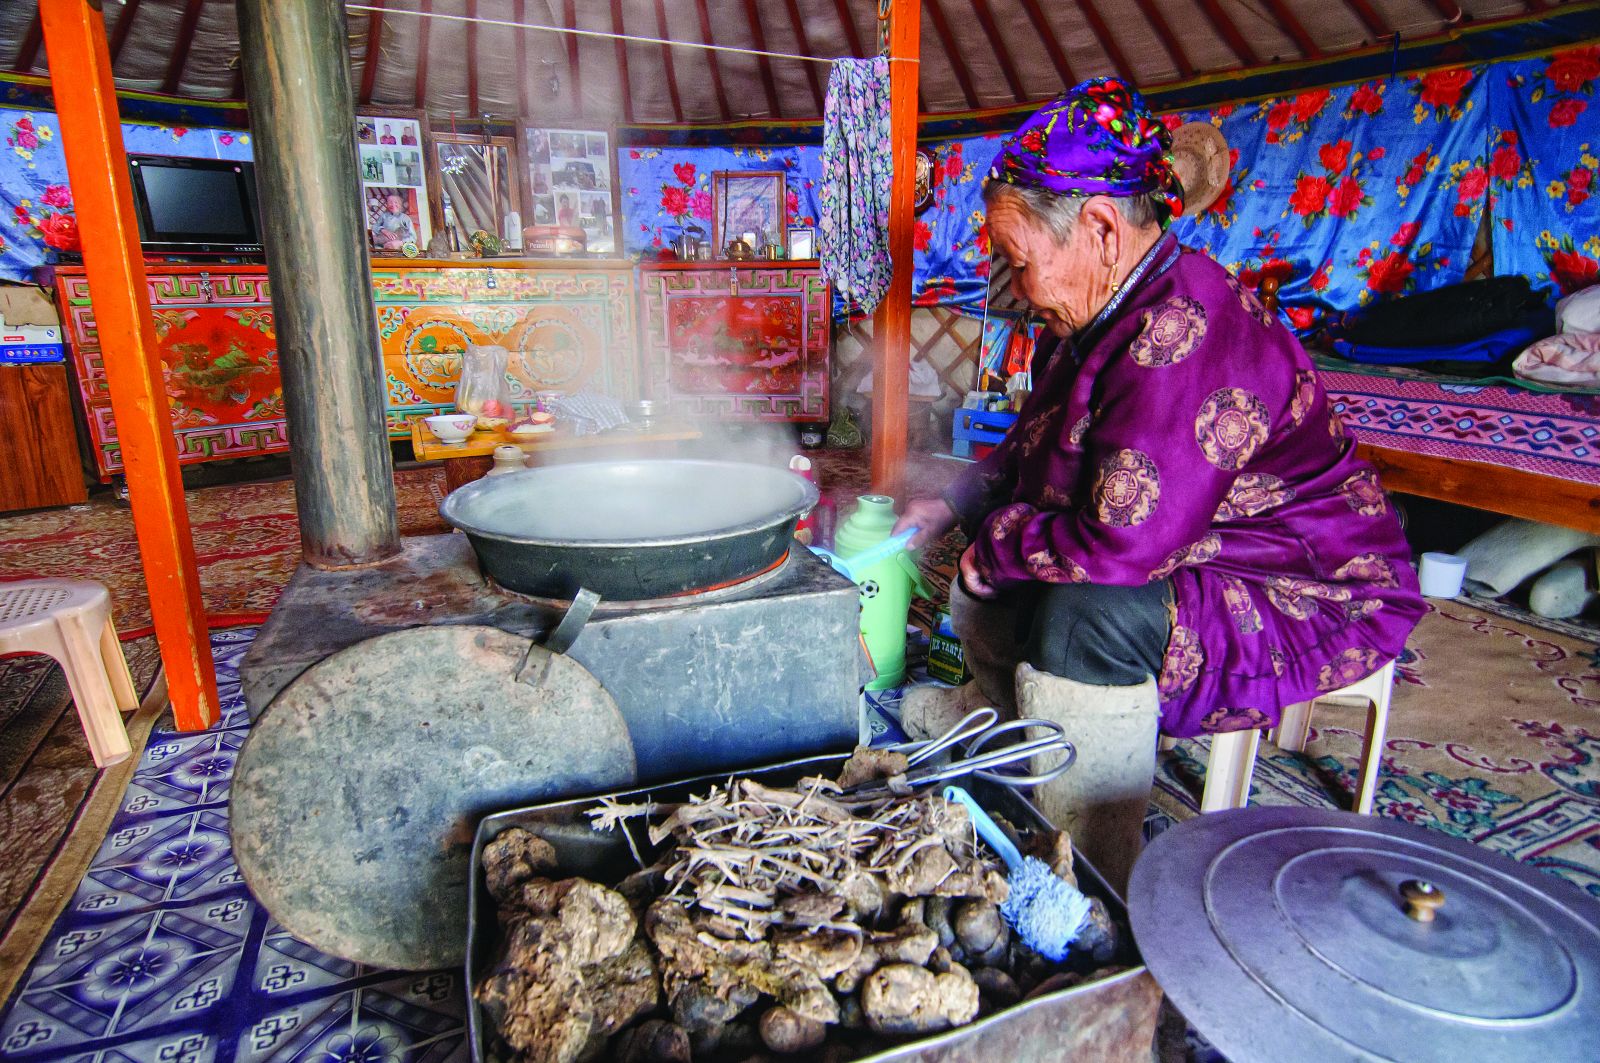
left=445, top=424, right=819, bottom=543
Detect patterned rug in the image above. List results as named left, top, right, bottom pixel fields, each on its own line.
left=0, top=639, right=165, bottom=939
left=1150, top=598, right=1600, bottom=897
left=0, top=467, right=451, bottom=636
left=0, top=629, right=471, bottom=1063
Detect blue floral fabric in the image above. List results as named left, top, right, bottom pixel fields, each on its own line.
left=1166, top=69, right=1494, bottom=333
left=616, top=144, right=821, bottom=258
left=0, top=108, right=252, bottom=283
left=819, top=57, right=893, bottom=312
left=616, top=49, right=1595, bottom=324
left=1487, top=48, right=1600, bottom=299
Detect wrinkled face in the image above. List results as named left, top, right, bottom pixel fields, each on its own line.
left=385, top=195, right=403, bottom=213
left=986, top=195, right=1105, bottom=338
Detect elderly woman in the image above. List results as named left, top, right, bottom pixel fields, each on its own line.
left=897, top=80, right=1423, bottom=886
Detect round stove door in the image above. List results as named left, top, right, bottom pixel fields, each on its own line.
left=1129, top=807, right=1600, bottom=1062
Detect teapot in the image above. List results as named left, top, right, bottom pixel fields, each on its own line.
left=672, top=225, right=706, bottom=261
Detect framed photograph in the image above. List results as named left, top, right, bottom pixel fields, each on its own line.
left=356, top=107, right=432, bottom=253
left=786, top=226, right=815, bottom=261
left=519, top=124, right=618, bottom=253
left=712, top=171, right=786, bottom=257
left=366, top=186, right=422, bottom=253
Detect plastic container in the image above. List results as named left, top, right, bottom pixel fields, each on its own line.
left=1419, top=551, right=1468, bottom=598
left=952, top=408, right=1018, bottom=459
left=835, top=494, right=933, bottom=690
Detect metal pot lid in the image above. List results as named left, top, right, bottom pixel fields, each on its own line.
left=231, top=626, right=637, bottom=970
left=1128, top=807, right=1600, bottom=1063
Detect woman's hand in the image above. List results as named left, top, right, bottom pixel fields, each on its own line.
left=959, top=545, right=998, bottom=599
left=893, top=497, right=957, bottom=549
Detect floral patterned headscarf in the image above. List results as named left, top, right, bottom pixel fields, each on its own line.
left=988, top=78, right=1185, bottom=228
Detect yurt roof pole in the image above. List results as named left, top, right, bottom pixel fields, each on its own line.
left=38, top=0, right=220, bottom=733
left=870, top=0, right=921, bottom=501
left=236, top=0, right=402, bottom=570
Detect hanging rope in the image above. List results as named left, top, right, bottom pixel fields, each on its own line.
left=344, top=3, right=918, bottom=67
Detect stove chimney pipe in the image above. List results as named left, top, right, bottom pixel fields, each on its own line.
left=236, top=0, right=400, bottom=568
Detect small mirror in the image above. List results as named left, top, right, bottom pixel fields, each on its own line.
left=433, top=133, right=522, bottom=248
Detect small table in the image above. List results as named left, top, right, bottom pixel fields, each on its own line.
left=410, top=417, right=704, bottom=492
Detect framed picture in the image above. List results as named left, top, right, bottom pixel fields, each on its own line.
left=355, top=108, right=432, bottom=253
left=429, top=132, right=523, bottom=254
left=519, top=124, right=619, bottom=253
left=712, top=170, right=786, bottom=257
left=786, top=226, right=815, bottom=261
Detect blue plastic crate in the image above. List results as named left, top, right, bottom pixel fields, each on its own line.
left=952, top=407, right=1017, bottom=459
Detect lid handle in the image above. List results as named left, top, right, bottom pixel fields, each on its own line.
left=1400, top=879, right=1445, bottom=922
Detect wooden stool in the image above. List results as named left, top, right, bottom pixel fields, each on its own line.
left=0, top=579, right=137, bottom=766
left=1166, top=659, right=1397, bottom=815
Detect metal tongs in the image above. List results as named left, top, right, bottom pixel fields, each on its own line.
left=860, top=706, right=1077, bottom=792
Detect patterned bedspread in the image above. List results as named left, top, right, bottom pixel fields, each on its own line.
left=1320, top=369, right=1600, bottom=487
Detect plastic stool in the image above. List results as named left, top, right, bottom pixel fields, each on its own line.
left=1194, top=659, right=1397, bottom=815
left=0, top=580, right=136, bottom=766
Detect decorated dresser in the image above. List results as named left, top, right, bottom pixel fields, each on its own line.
left=638, top=261, right=830, bottom=422
left=56, top=265, right=286, bottom=479
left=371, top=258, right=638, bottom=434
left=56, top=258, right=639, bottom=479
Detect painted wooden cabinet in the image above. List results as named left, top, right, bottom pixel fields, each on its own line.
left=638, top=261, right=830, bottom=423
left=57, top=265, right=286, bottom=480
left=56, top=258, right=639, bottom=478
left=370, top=258, right=638, bottom=434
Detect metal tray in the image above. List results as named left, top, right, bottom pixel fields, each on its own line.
left=466, top=754, right=1161, bottom=1063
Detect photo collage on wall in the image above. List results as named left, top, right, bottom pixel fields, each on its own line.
left=356, top=114, right=432, bottom=253
left=524, top=127, right=615, bottom=252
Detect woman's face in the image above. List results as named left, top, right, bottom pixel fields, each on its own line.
left=986, top=195, right=1107, bottom=338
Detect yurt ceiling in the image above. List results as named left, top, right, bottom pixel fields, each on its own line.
left=0, top=0, right=1569, bottom=125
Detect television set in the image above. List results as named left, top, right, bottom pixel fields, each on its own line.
left=126, top=154, right=263, bottom=257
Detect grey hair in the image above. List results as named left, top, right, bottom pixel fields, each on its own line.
left=983, top=181, right=1160, bottom=239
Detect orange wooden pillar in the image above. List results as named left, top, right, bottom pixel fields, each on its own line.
left=869, top=0, right=922, bottom=501
left=39, top=1, right=219, bottom=732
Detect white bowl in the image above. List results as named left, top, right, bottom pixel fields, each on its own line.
left=425, top=414, right=476, bottom=443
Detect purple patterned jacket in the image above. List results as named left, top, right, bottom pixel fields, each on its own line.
left=948, top=234, right=1424, bottom=737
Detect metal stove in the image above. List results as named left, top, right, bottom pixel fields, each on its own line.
left=241, top=532, right=866, bottom=778
left=233, top=532, right=865, bottom=968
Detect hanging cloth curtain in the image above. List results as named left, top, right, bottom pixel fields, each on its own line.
left=820, top=57, right=894, bottom=313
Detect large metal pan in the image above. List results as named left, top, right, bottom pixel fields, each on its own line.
left=467, top=755, right=1161, bottom=1063
left=440, top=458, right=819, bottom=601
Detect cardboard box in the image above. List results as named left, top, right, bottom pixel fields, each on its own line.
left=0, top=318, right=65, bottom=364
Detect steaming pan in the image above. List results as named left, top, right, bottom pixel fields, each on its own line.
left=440, top=459, right=819, bottom=600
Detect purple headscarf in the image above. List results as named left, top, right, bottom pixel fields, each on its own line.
left=988, top=78, right=1185, bottom=227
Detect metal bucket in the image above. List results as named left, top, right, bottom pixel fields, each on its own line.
left=467, top=755, right=1162, bottom=1063
left=440, top=459, right=819, bottom=600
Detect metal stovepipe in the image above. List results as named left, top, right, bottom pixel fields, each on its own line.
left=236, top=0, right=400, bottom=568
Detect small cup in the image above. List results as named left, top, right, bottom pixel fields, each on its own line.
left=424, top=413, right=476, bottom=444
left=1418, top=551, right=1468, bottom=598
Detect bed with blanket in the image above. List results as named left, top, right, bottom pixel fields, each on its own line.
left=1318, top=362, right=1600, bottom=533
